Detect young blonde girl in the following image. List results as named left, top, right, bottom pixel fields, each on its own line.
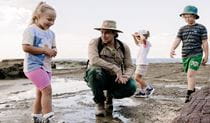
left=132, top=30, right=154, bottom=98
left=22, top=2, right=57, bottom=123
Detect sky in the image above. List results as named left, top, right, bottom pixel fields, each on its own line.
left=0, top=0, right=210, bottom=60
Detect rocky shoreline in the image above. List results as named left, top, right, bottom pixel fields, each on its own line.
left=0, top=59, right=210, bottom=123
left=0, top=59, right=87, bottom=79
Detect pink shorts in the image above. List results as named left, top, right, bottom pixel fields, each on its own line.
left=25, top=68, right=52, bottom=90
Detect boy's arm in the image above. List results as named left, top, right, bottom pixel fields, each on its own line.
left=202, top=40, right=209, bottom=64
left=170, top=37, right=181, bottom=58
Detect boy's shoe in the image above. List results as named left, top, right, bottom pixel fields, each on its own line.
left=185, top=89, right=196, bottom=103
left=134, top=90, right=147, bottom=98
left=95, top=103, right=105, bottom=117
left=185, top=95, right=191, bottom=103
left=145, top=85, right=155, bottom=97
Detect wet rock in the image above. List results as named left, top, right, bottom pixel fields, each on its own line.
left=0, top=59, right=87, bottom=79
left=173, top=87, right=210, bottom=123
left=0, top=60, right=25, bottom=79
left=78, top=61, right=87, bottom=66
left=0, top=69, right=6, bottom=79
left=52, top=62, right=56, bottom=69
left=5, top=105, right=10, bottom=108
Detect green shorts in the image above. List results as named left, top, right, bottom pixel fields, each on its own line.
left=182, top=54, right=203, bottom=73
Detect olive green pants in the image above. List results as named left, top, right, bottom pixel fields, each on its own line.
left=84, top=67, right=136, bottom=103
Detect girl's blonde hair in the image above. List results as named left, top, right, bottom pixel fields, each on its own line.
left=31, top=2, right=55, bottom=24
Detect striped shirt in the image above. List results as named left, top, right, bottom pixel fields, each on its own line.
left=177, top=23, right=207, bottom=58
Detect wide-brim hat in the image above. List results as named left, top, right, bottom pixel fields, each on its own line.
left=94, top=20, right=123, bottom=33
left=180, top=5, right=199, bottom=19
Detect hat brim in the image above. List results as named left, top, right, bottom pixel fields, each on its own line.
left=180, top=13, right=199, bottom=19
left=94, top=28, right=123, bottom=33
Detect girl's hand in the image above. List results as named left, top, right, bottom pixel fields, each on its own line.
left=52, top=48, right=57, bottom=57
left=132, top=33, right=141, bottom=42
left=43, top=45, right=57, bottom=57
left=132, top=32, right=139, bottom=36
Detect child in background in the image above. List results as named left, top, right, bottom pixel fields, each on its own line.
left=22, top=2, right=57, bottom=123
left=170, top=5, right=208, bottom=103
left=132, top=30, right=155, bottom=98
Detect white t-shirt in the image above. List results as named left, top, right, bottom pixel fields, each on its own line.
left=22, top=24, right=56, bottom=72
left=136, top=41, right=151, bottom=65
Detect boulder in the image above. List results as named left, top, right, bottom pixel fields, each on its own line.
left=173, top=87, right=210, bottom=123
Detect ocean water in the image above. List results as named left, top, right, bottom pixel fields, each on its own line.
left=54, top=58, right=182, bottom=63
left=1, top=57, right=210, bottom=64
left=54, top=57, right=210, bottom=64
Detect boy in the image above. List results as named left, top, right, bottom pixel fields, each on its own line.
left=170, top=5, right=208, bottom=103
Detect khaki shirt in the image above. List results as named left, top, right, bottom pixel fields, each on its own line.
left=88, top=38, right=134, bottom=77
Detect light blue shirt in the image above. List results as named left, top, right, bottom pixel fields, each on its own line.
left=22, top=24, right=56, bottom=72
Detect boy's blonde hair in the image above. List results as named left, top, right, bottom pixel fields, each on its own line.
left=31, top=2, right=55, bottom=24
